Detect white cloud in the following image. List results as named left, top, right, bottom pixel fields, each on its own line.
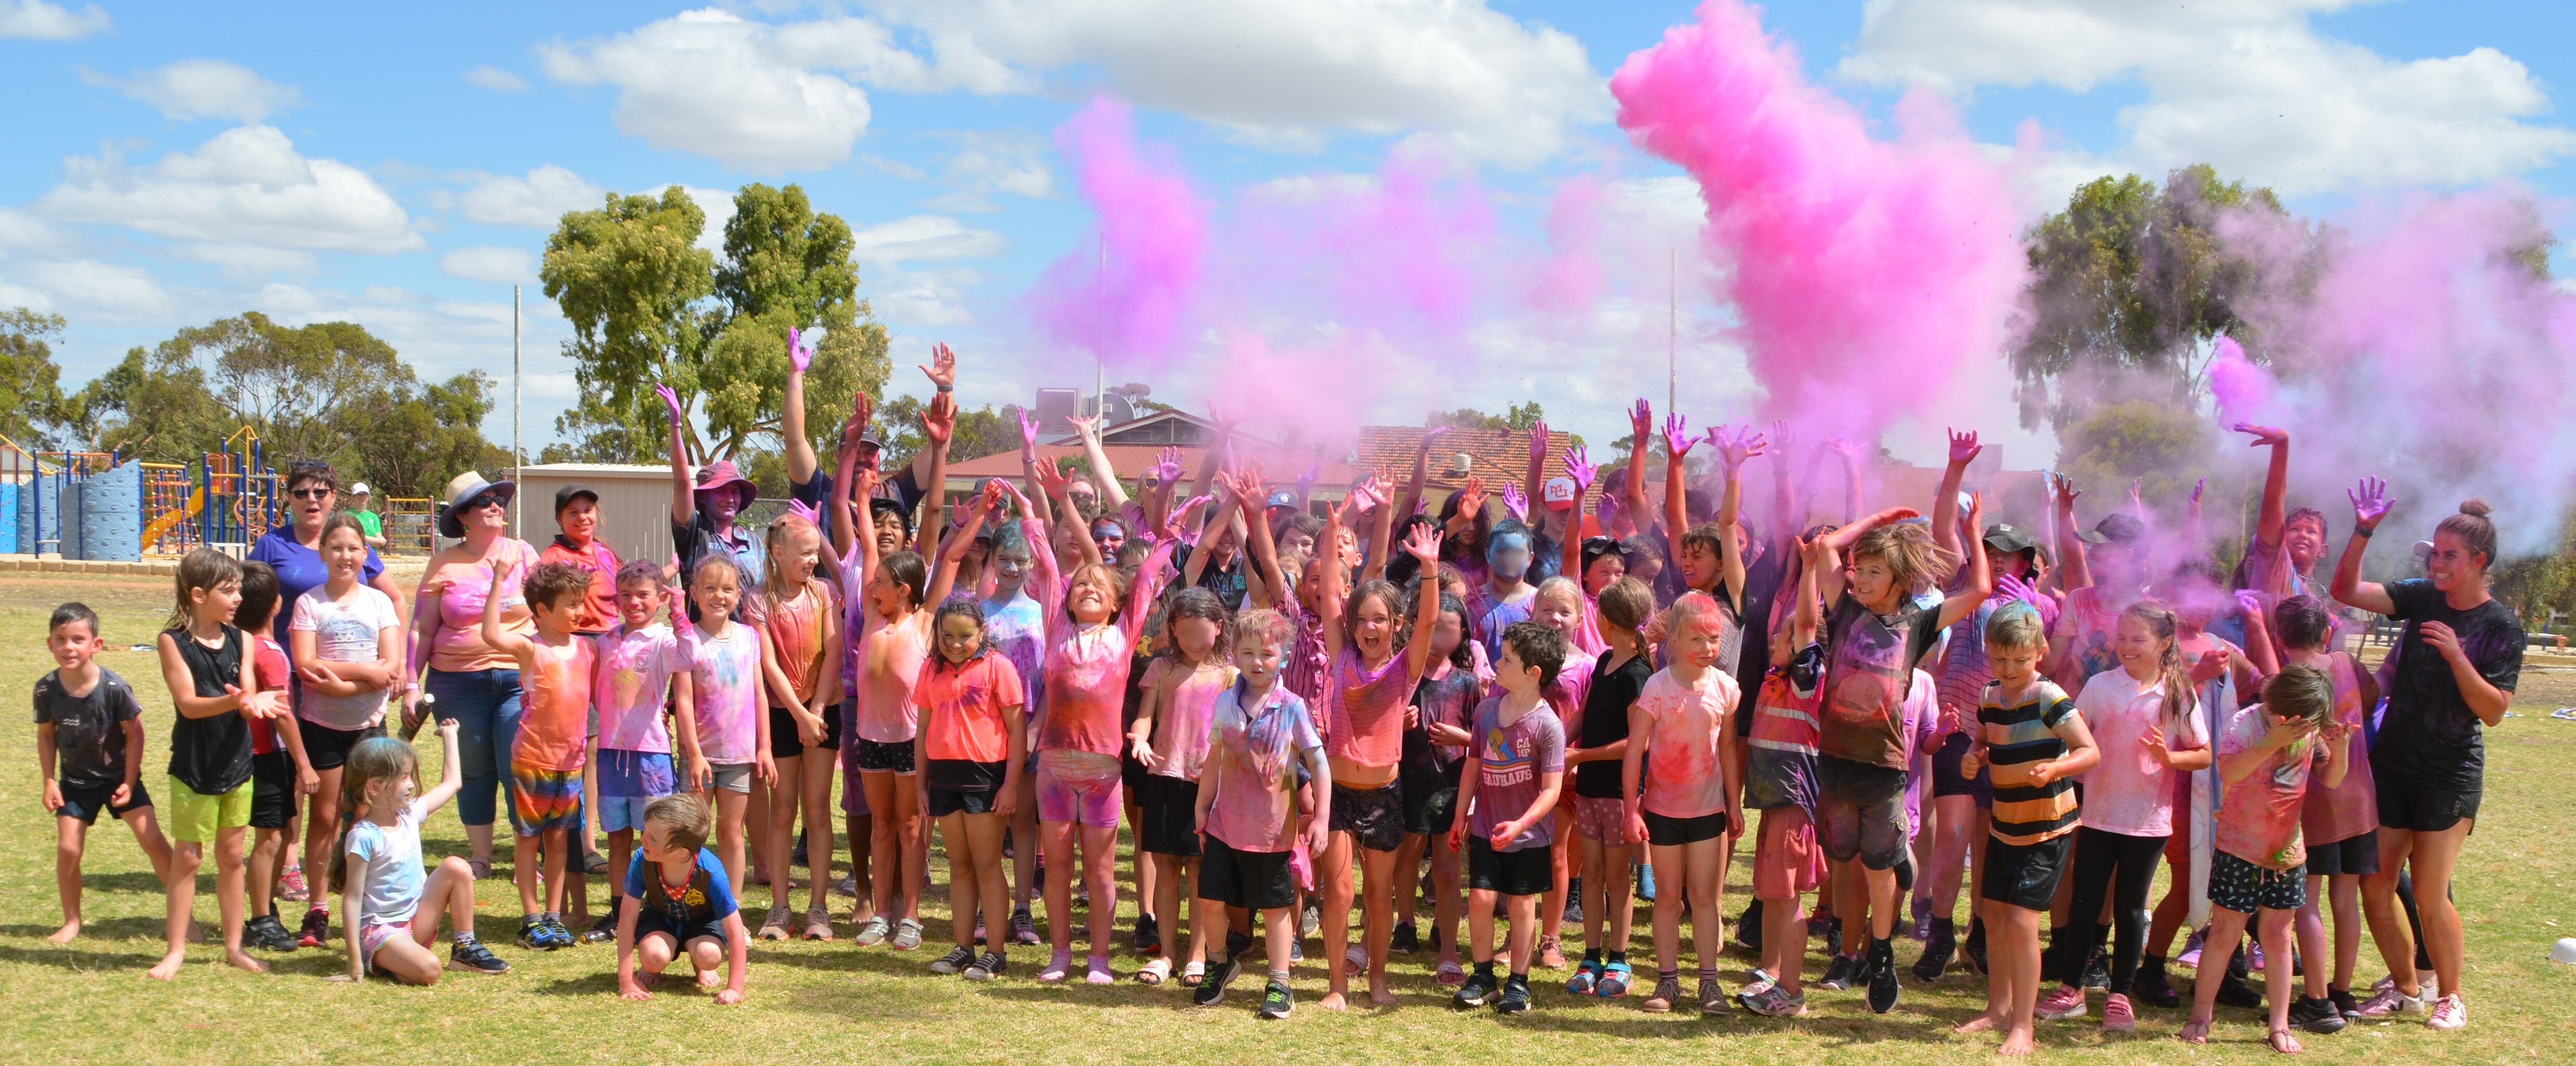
left=0, top=0, right=110, bottom=40
left=27, top=259, right=170, bottom=317
left=858, top=0, right=1608, bottom=165
left=847, top=214, right=1006, bottom=266
left=440, top=245, right=536, bottom=283
left=178, top=243, right=317, bottom=277
left=667, top=185, right=736, bottom=252
left=1842, top=0, right=2576, bottom=195
left=0, top=206, right=71, bottom=256
left=454, top=164, right=606, bottom=227
left=871, top=268, right=975, bottom=326
left=37, top=125, right=423, bottom=253
left=463, top=64, right=529, bottom=92
left=86, top=59, right=304, bottom=122
left=922, top=132, right=1054, bottom=212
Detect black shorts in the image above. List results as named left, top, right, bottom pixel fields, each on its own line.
left=55, top=778, right=152, bottom=824
left=1643, top=809, right=1726, bottom=847
left=927, top=785, right=1001, bottom=818
left=851, top=737, right=915, bottom=774
left=1121, top=751, right=1151, bottom=797
left=768, top=704, right=844, bottom=759
left=2210, top=851, right=2305, bottom=913
left=1199, top=833, right=1295, bottom=911
left=636, top=908, right=730, bottom=947
left=1980, top=833, right=2073, bottom=912
left=250, top=751, right=297, bottom=829
left=2374, top=766, right=2480, bottom=833
left=1467, top=837, right=1553, bottom=897
left=2306, top=829, right=2380, bottom=877
left=1329, top=781, right=1405, bottom=853
left=1399, top=760, right=1457, bottom=837
left=1930, top=732, right=1992, bottom=804
left=1137, top=774, right=1203, bottom=857
left=299, top=721, right=384, bottom=772
left=1817, top=757, right=1910, bottom=870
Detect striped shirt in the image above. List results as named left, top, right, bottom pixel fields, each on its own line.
left=1979, top=678, right=2081, bottom=846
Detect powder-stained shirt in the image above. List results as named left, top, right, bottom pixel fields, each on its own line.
left=2219, top=704, right=2337, bottom=872
left=2073, top=668, right=2207, bottom=839
left=1633, top=667, right=1742, bottom=818
left=1467, top=697, right=1565, bottom=852
left=513, top=637, right=595, bottom=772
left=853, top=607, right=932, bottom=744
left=980, top=583, right=1048, bottom=724
left=682, top=620, right=763, bottom=764
left=422, top=541, right=539, bottom=674
left=290, top=584, right=401, bottom=731
left=2300, top=654, right=2378, bottom=845
left=915, top=651, right=1027, bottom=765
left=1202, top=682, right=1323, bottom=854
left=1280, top=597, right=1330, bottom=707
left=1743, top=644, right=1827, bottom=812
left=593, top=622, right=687, bottom=753
left=1981, top=678, right=2081, bottom=846
left=1820, top=597, right=1945, bottom=770
left=539, top=536, right=624, bottom=634
left=2048, top=586, right=2125, bottom=694
left=1325, top=645, right=1414, bottom=769
left=1142, top=657, right=1235, bottom=781
left=1030, top=534, right=1174, bottom=757
left=760, top=580, right=832, bottom=709
left=1413, top=660, right=1489, bottom=772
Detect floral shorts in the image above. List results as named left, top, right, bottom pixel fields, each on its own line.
left=1573, top=795, right=1639, bottom=846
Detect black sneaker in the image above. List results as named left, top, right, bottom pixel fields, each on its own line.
left=449, top=938, right=510, bottom=974
left=1194, top=956, right=1241, bottom=1007
left=963, top=951, right=1007, bottom=981
left=2290, top=995, right=2349, bottom=1034
left=792, top=836, right=809, bottom=867
left=1225, top=928, right=1255, bottom=963
left=2329, top=987, right=2361, bottom=1020
left=1912, top=918, right=1956, bottom=982
left=1133, top=913, right=1160, bottom=956
left=1257, top=979, right=1295, bottom=1019
left=583, top=912, right=616, bottom=945
left=2133, top=953, right=2180, bottom=1008
left=1735, top=900, right=1763, bottom=952
left=252, top=914, right=299, bottom=952
left=1562, top=879, right=1583, bottom=929
left=2082, top=948, right=2111, bottom=991
left=1495, top=977, right=1532, bottom=1015
left=1816, top=953, right=1860, bottom=991
left=1962, top=923, right=1989, bottom=977
left=1822, top=917, right=1844, bottom=958
left=1866, top=944, right=1901, bottom=1014
left=2215, top=972, right=2266, bottom=1009
left=1454, top=971, right=1499, bottom=1008
left=1389, top=921, right=1420, bottom=954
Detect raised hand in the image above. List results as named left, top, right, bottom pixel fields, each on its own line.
left=2233, top=423, right=2289, bottom=448
left=1629, top=399, right=1653, bottom=445
left=920, top=342, right=957, bottom=391
left=1016, top=408, right=1041, bottom=454
left=1501, top=483, right=1529, bottom=521
left=655, top=383, right=685, bottom=427
left=1995, top=571, right=2040, bottom=607
left=2234, top=589, right=2266, bottom=623
left=1403, top=523, right=1444, bottom=563
left=2128, top=477, right=2145, bottom=514
left=1032, top=457, right=1071, bottom=499
left=1203, top=399, right=1238, bottom=436
left=2348, top=475, right=2394, bottom=531
left=1420, top=424, right=1455, bottom=452
left=1155, top=447, right=1186, bottom=485
left=1822, top=436, right=1862, bottom=462
left=1528, top=419, right=1550, bottom=466
left=2191, top=476, right=2207, bottom=507
left=787, top=327, right=818, bottom=373
left=1066, top=413, right=1098, bottom=443
left=1454, top=475, right=1488, bottom=519
left=1948, top=427, right=1982, bottom=466
left=1769, top=419, right=1793, bottom=457
left=922, top=392, right=955, bottom=445
left=1563, top=445, right=1596, bottom=495
left=1661, top=412, right=1694, bottom=457
left=1965, top=490, right=1986, bottom=530
left=785, top=499, right=820, bottom=527
left=1297, top=461, right=1322, bottom=490
left=1706, top=423, right=1768, bottom=470
left=2051, top=472, right=2080, bottom=512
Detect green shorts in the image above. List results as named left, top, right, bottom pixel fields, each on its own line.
left=167, top=777, right=253, bottom=843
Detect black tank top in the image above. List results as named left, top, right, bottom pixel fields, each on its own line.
left=165, top=625, right=254, bottom=795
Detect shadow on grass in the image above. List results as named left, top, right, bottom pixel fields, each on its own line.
left=0, top=916, right=173, bottom=941
left=0, top=941, right=170, bottom=970
left=67, top=870, right=174, bottom=893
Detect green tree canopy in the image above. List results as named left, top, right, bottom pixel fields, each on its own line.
left=1, top=308, right=67, bottom=445
left=2052, top=400, right=2215, bottom=512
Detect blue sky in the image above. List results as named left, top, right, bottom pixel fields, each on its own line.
left=7, top=0, right=2574, bottom=464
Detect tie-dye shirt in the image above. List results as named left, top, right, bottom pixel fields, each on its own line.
left=1467, top=696, right=1565, bottom=852
left=1142, top=657, right=1236, bottom=781
left=1325, top=645, right=1413, bottom=769
left=1202, top=681, right=1323, bottom=854
left=513, top=636, right=596, bottom=773
left=592, top=622, right=688, bottom=754
left=681, top=619, right=763, bottom=764
left=1281, top=597, right=1330, bottom=707
left=1633, top=666, right=1742, bottom=820
left=979, top=582, right=1047, bottom=726
left=760, top=579, right=832, bottom=709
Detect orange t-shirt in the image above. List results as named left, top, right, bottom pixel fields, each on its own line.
left=539, top=538, right=623, bottom=634
left=513, top=636, right=596, bottom=772
left=914, top=652, right=1027, bottom=764
left=760, top=580, right=832, bottom=708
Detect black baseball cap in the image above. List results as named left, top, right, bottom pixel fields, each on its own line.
left=1982, top=523, right=2039, bottom=554
left=2076, top=513, right=2146, bottom=546
left=552, top=483, right=599, bottom=515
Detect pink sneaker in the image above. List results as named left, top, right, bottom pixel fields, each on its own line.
left=2425, top=994, right=2466, bottom=1031
left=2102, top=993, right=2135, bottom=1032
left=2358, top=984, right=2423, bottom=1018
left=1085, top=955, right=1115, bottom=984
left=2036, top=983, right=2089, bottom=1020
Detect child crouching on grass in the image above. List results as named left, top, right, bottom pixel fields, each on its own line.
left=36, top=602, right=174, bottom=943
left=618, top=792, right=752, bottom=1003
left=333, top=724, right=510, bottom=982
left=1449, top=620, right=1571, bottom=1017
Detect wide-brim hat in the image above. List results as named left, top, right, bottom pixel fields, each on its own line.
left=693, top=459, right=757, bottom=508
left=438, top=471, right=517, bottom=538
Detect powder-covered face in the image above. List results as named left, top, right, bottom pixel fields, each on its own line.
left=937, top=611, right=983, bottom=665
left=1533, top=587, right=1582, bottom=637
left=2113, top=613, right=2166, bottom=679
left=615, top=577, right=663, bottom=628
left=989, top=543, right=1031, bottom=592
left=2284, top=514, right=2327, bottom=571
left=1237, top=633, right=1285, bottom=689
left=1670, top=608, right=1725, bottom=669
left=1487, top=531, right=1532, bottom=581
left=1679, top=539, right=1720, bottom=591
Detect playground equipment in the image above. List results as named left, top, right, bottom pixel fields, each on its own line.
left=198, top=426, right=280, bottom=555
left=139, top=463, right=200, bottom=554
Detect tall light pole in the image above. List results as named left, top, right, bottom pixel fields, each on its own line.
left=512, top=283, right=522, bottom=536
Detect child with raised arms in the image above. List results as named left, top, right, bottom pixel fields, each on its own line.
left=331, top=725, right=509, bottom=982
left=1619, top=590, right=1744, bottom=1015
left=677, top=554, right=772, bottom=893
left=150, top=547, right=290, bottom=980
left=588, top=560, right=700, bottom=944
left=1128, top=586, right=1237, bottom=986
left=1190, top=608, right=1331, bottom=1019
left=36, top=602, right=173, bottom=943
left=1565, top=577, right=1656, bottom=999
left=1736, top=537, right=1831, bottom=1018
left=477, top=558, right=598, bottom=950
left=915, top=596, right=1028, bottom=980
left=1448, top=620, right=1571, bottom=1016
left=617, top=792, right=752, bottom=1004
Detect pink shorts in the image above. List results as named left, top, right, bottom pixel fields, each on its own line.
left=1034, top=752, right=1123, bottom=828
left=359, top=919, right=421, bottom=971
left=1573, top=796, right=1639, bottom=846
left=1753, top=807, right=1826, bottom=901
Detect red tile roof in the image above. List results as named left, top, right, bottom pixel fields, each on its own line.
left=1353, top=425, right=1593, bottom=509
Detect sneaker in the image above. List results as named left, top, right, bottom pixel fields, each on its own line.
left=1495, top=978, right=1531, bottom=1015
left=1816, top=954, right=1860, bottom=992
left=1598, top=960, right=1634, bottom=997
left=1133, top=913, right=1160, bottom=956
left=1865, top=947, right=1900, bottom=1014
left=247, top=915, right=297, bottom=952
left=1010, top=907, right=1040, bottom=946
left=2330, top=988, right=2361, bottom=1019
left=2291, top=995, right=2349, bottom=1034
left=2424, top=993, right=2466, bottom=1031
left=963, top=951, right=1007, bottom=981
left=1821, top=917, right=1845, bottom=959
left=1636, top=862, right=1656, bottom=902
left=1562, top=880, right=1583, bottom=929
left=1536, top=938, right=1566, bottom=970
left=892, top=917, right=924, bottom=951
left=1912, top=919, right=1956, bottom=982
left=2082, top=948, right=2111, bottom=991
left=1300, top=900, right=1321, bottom=938
left=297, top=907, right=331, bottom=948
left=2357, top=983, right=2423, bottom=1019
left=1454, top=971, right=1499, bottom=1008
left=1288, top=939, right=1303, bottom=964
left=584, top=912, right=617, bottom=945
left=448, top=938, right=509, bottom=974
left=2102, top=992, right=2137, bottom=1032
left=1641, top=973, right=1683, bottom=1012
left=853, top=916, right=892, bottom=946
left=280, top=863, right=308, bottom=903
left=1741, top=967, right=1775, bottom=998
left=1742, top=984, right=1809, bottom=1017
left=2134, top=954, right=2181, bottom=1008
left=2037, top=983, right=2089, bottom=1020
left=545, top=917, right=577, bottom=949
left=1194, top=955, right=1241, bottom=1006
left=1699, top=976, right=1734, bottom=1016
left=1257, top=979, right=1295, bottom=1019
left=1565, top=959, right=1600, bottom=995
left=2177, top=927, right=2207, bottom=969
left=516, top=918, right=551, bottom=951
left=1389, top=922, right=1419, bottom=955
left=930, top=945, right=975, bottom=974
left=792, top=836, right=809, bottom=867
left=1736, top=900, right=1763, bottom=952
left=760, top=907, right=794, bottom=941
left=1962, top=922, right=1988, bottom=976
left=2215, top=972, right=2266, bottom=1009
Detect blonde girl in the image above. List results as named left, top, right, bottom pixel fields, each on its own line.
left=330, top=725, right=508, bottom=982
left=753, top=514, right=844, bottom=940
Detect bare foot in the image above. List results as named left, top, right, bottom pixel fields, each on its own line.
left=1999, top=1026, right=2038, bottom=1056
left=696, top=967, right=723, bottom=989
left=1368, top=985, right=1399, bottom=1008
left=146, top=951, right=186, bottom=980
left=1953, top=1010, right=2003, bottom=1035
left=46, top=920, right=80, bottom=944
left=634, top=967, right=661, bottom=990
left=2179, top=1018, right=2212, bottom=1045
left=1316, top=992, right=1348, bottom=1011
left=224, top=948, right=269, bottom=974
left=2269, top=1028, right=2303, bottom=1055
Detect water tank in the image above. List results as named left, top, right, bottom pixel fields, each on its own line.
left=79, top=463, right=143, bottom=563
left=0, top=482, right=15, bottom=553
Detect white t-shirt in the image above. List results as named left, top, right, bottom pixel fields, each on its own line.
left=290, top=584, right=402, bottom=731
left=2075, top=668, right=2208, bottom=838
left=343, top=807, right=425, bottom=928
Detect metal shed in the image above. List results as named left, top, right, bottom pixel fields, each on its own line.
left=508, top=463, right=682, bottom=566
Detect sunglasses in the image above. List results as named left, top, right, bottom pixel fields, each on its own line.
left=289, top=488, right=333, bottom=500
left=471, top=496, right=508, bottom=510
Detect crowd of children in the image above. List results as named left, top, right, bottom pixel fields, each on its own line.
left=33, top=343, right=2523, bottom=1051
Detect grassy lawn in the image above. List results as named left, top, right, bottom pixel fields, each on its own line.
left=0, top=572, right=2569, bottom=1064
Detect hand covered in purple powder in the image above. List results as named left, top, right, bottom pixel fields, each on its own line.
left=1502, top=484, right=1529, bottom=521
left=1629, top=400, right=1653, bottom=446
left=1947, top=427, right=1982, bottom=466
left=2347, top=475, right=2394, bottom=531
left=1822, top=436, right=1861, bottom=464
left=1016, top=408, right=1041, bottom=453
left=1662, top=412, right=1694, bottom=458
left=2233, top=423, right=2289, bottom=448
left=1706, top=424, right=1768, bottom=470
left=1563, top=445, right=1596, bottom=495
left=785, top=499, right=820, bottom=527
left=787, top=327, right=817, bottom=373
left=1297, top=461, right=1322, bottom=490
left=655, top=383, right=685, bottom=427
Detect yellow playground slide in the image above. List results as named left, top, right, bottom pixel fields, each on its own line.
left=139, top=487, right=204, bottom=551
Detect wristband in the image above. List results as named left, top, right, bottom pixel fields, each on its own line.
left=2354, top=526, right=2374, bottom=539
left=936, top=383, right=954, bottom=394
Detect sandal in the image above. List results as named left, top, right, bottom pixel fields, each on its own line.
left=804, top=906, right=835, bottom=941
left=1137, top=958, right=1171, bottom=985
left=1181, top=960, right=1206, bottom=987
left=1435, top=959, right=1466, bottom=987
left=759, top=907, right=792, bottom=941
left=2268, top=1028, right=2302, bottom=1055
left=468, top=857, right=493, bottom=880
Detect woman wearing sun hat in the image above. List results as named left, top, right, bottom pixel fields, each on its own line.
left=659, top=383, right=766, bottom=612
left=402, top=470, right=542, bottom=877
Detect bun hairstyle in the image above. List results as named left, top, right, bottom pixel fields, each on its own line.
left=2118, top=600, right=2197, bottom=730
left=2437, top=498, right=2497, bottom=568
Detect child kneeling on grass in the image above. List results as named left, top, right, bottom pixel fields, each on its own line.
left=1448, top=620, right=1570, bottom=1017
left=618, top=791, right=752, bottom=1003
left=36, top=602, right=174, bottom=944
left=333, top=723, right=510, bottom=982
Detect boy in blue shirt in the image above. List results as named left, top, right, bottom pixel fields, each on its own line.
left=616, top=792, right=750, bottom=1003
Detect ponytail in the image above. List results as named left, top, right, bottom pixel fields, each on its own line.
left=2121, top=601, right=2196, bottom=731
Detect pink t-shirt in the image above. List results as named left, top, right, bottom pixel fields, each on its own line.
left=1282, top=597, right=1329, bottom=707
left=1029, top=536, right=1174, bottom=757
left=421, top=541, right=539, bottom=674
left=1144, top=657, right=1235, bottom=781
left=1202, top=682, right=1323, bottom=854
left=593, top=622, right=686, bottom=753
left=1542, top=653, right=1597, bottom=739
left=1325, top=645, right=1412, bottom=769
left=682, top=620, right=762, bottom=764
left=2076, top=668, right=2209, bottom=839
left=1634, top=667, right=1742, bottom=819
left=2218, top=704, right=2334, bottom=871
left=854, top=609, right=932, bottom=744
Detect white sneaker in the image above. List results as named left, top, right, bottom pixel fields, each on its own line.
left=2425, top=994, right=2466, bottom=1031
left=2358, top=984, right=2423, bottom=1018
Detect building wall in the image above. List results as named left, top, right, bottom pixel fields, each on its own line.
left=509, top=464, right=680, bottom=567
